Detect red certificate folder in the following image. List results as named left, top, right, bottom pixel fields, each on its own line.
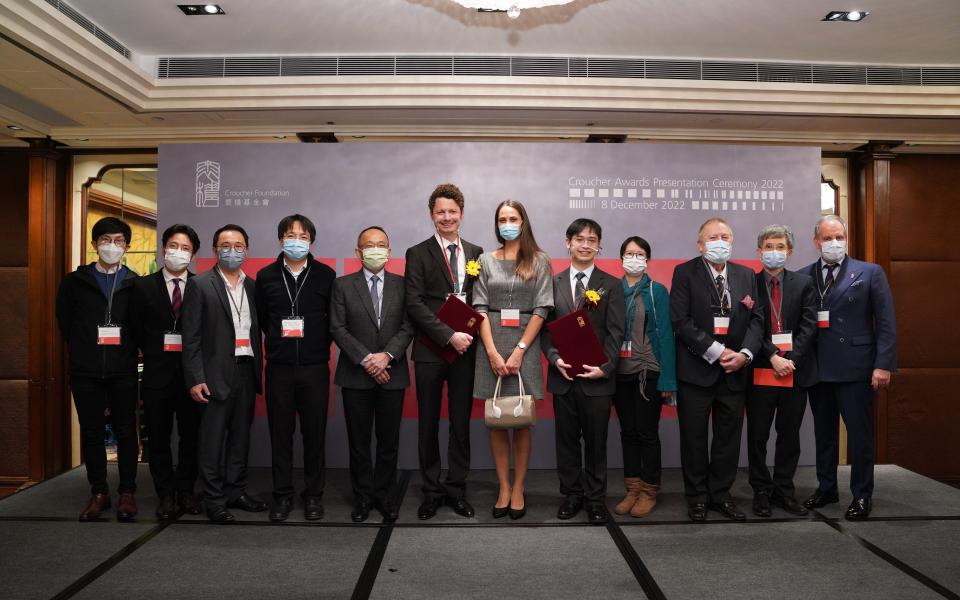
left=545, top=310, right=607, bottom=378
left=419, top=295, right=485, bottom=364
left=752, top=368, right=794, bottom=388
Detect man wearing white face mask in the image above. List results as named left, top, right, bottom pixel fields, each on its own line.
left=254, top=214, right=336, bottom=522
left=670, top=217, right=764, bottom=522
left=800, top=215, right=896, bottom=520
left=130, top=224, right=203, bottom=519
left=56, top=217, right=140, bottom=521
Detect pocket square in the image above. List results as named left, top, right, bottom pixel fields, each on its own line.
left=741, top=295, right=755, bottom=309
left=851, top=280, right=864, bottom=287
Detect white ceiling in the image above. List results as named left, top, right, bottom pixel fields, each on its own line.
left=69, top=0, right=960, bottom=65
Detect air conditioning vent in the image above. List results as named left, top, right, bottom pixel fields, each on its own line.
left=453, top=56, right=511, bottom=76
left=645, top=59, right=701, bottom=80
left=511, top=56, right=569, bottom=77
left=587, top=58, right=644, bottom=79
left=44, top=0, right=130, bottom=59
left=866, top=67, right=922, bottom=86
left=759, top=63, right=812, bottom=84
left=280, top=57, right=337, bottom=77
left=812, top=64, right=866, bottom=85
left=702, top=61, right=758, bottom=82
left=337, top=57, right=395, bottom=76
left=921, top=67, right=960, bottom=86
left=397, top=56, right=453, bottom=75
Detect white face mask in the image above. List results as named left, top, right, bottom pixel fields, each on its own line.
left=821, top=239, right=846, bottom=264
left=703, top=239, right=731, bottom=264
left=97, top=242, right=125, bottom=265
left=622, top=256, right=647, bottom=276
left=761, top=250, right=787, bottom=270
left=164, top=248, right=192, bottom=272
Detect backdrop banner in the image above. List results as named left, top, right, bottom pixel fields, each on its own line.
left=158, top=142, right=822, bottom=469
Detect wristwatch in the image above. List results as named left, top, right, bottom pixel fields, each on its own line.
left=516, top=341, right=528, bottom=350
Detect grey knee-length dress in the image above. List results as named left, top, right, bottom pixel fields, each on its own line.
left=472, top=252, right=554, bottom=399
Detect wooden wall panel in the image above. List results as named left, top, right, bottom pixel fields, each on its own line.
left=0, top=269, right=28, bottom=379
left=886, top=371, right=960, bottom=479
left=0, top=378, right=29, bottom=477
left=890, top=156, right=960, bottom=262
left=0, top=153, right=29, bottom=267
left=890, top=262, right=960, bottom=370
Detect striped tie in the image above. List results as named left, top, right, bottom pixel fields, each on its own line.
left=171, top=278, right=182, bottom=322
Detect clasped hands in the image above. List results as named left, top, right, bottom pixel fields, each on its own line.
left=363, top=352, right=392, bottom=385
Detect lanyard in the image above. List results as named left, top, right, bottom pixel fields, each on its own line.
left=218, top=267, right=246, bottom=324
left=441, top=236, right=461, bottom=293
left=814, top=262, right=837, bottom=310
left=765, top=275, right=784, bottom=333
left=281, top=263, right=310, bottom=316
left=103, top=266, right=123, bottom=324
left=701, top=259, right=729, bottom=314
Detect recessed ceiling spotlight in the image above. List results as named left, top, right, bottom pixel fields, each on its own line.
left=274, top=135, right=286, bottom=139
left=822, top=10, right=869, bottom=22
left=77, top=138, right=89, bottom=141
left=178, top=4, right=225, bottom=15
left=151, top=116, right=166, bottom=122
left=351, top=135, right=366, bottom=139
left=7, top=125, right=23, bottom=130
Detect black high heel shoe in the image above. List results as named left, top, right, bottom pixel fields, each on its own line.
left=509, top=495, right=526, bottom=520
left=493, top=488, right=511, bottom=519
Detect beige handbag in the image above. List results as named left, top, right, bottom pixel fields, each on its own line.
left=484, top=374, right=536, bottom=430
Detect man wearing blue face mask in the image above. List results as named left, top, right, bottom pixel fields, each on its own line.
left=670, top=217, right=764, bottom=522
left=745, top=225, right=818, bottom=518
left=181, top=224, right=266, bottom=523
left=254, top=214, right=336, bottom=522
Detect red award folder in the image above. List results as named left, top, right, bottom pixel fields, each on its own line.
left=546, top=310, right=607, bottom=377
left=752, top=368, right=794, bottom=388
left=419, top=295, right=485, bottom=364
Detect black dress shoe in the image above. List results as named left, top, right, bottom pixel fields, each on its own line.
left=207, top=506, right=236, bottom=524
left=269, top=497, right=293, bottom=522
left=492, top=505, right=510, bottom=519
left=845, top=497, right=872, bottom=521
left=710, top=500, right=747, bottom=522
left=446, top=496, right=475, bottom=518
left=803, top=489, right=839, bottom=509
left=304, top=496, right=324, bottom=521
left=557, top=496, right=584, bottom=520
left=178, top=493, right=203, bottom=515
left=156, top=495, right=179, bottom=521
left=227, top=494, right=268, bottom=512
left=688, top=503, right=708, bottom=522
left=508, top=495, right=526, bottom=520
left=375, top=499, right=399, bottom=522
left=351, top=501, right=371, bottom=523
left=752, top=493, right=772, bottom=518
left=586, top=503, right=607, bottom=525
left=772, top=495, right=809, bottom=516
left=417, top=497, right=443, bottom=520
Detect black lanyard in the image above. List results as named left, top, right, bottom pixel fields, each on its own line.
left=218, top=267, right=246, bottom=323
left=103, top=266, right=123, bottom=324
left=701, top=259, right=729, bottom=315
left=814, top=262, right=837, bottom=310
left=281, top=263, right=310, bottom=316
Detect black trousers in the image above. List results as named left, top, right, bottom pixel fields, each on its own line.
left=677, top=378, right=745, bottom=505
left=70, top=375, right=139, bottom=495
left=198, top=361, right=256, bottom=509
left=745, top=384, right=807, bottom=498
left=342, top=387, right=404, bottom=504
left=142, top=376, right=201, bottom=498
left=553, top=381, right=612, bottom=503
left=265, top=362, right=329, bottom=501
left=414, top=354, right=475, bottom=499
left=613, top=372, right=663, bottom=484
left=809, top=381, right=875, bottom=498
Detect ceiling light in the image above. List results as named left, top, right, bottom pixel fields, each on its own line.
left=274, top=135, right=286, bottom=139
left=178, top=4, right=225, bottom=15
left=7, top=125, right=23, bottom=130
left=204, top=4, right=219, bottom=13
left=822, top=10, right=870, bottom=22
left=451, top=1, right=574, bottom=19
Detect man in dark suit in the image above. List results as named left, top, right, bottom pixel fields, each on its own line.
left=404, top=183, right=483, bottom=520
left=670, top=217, right=764, bottom=522
left=541, top=218, right=625, bottom=525
left=255, top=215, right=336, bottom=522
left=130, top=224, right=203, bottom=520
left=801, top=215, right=896, bottom=520
left=746, top=225, right=818, bottom=518
left=181, top=224, right=267, bottom=523
left=331, top=226, right=415, bottom=523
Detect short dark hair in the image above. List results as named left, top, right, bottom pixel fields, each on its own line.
left=428, top=183, right=465, bottom=211
left=162, top=224, right=200, bottom=252
left=91, top=217, right=131, bottom=245
left=212, top=224, right=249, bottom=248
left=565, top=218, right=602, bottom=241
left=357, top=226, right=388, bottom=247
left=277, top=214, right=316, bottom=243
left=619, top=236, right=652, bottom=259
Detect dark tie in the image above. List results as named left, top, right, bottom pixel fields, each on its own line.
left=447, top=243, right=459, bottom=293
left=369, top=274, right=380, bottom=324
left=770, top=277, right=782, bottom=335
left=715, top=274, right=730, bottom=313
left=171, top=278, right=182, bottom=322
left=824, top=263, right=838, bottom=288
left=574, top=272, right=586, bottom=307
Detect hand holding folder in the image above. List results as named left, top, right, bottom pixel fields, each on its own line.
left=419, top=295, right=485, bottom=364
left=545, top=310, right=607, bottom=378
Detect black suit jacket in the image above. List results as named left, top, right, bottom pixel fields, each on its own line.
left=750, top=269, right=819, bottom=388
left=130, top=270, right=195, bottom=390
left=670, top=257, right=764, bottom=391
left=181, top=268, right=262, bottom=401
left=404, top=236, right=483, bottom=363
left=541, top=266, right=625, bottom=397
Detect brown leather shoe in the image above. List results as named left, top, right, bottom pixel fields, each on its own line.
left=614, top=478, right=642, bottom=515
left=79, top=493, right=111, bottom=521
left=630, top=480, right=660, bottom=517
left=117, top=493, right=138, bottom=522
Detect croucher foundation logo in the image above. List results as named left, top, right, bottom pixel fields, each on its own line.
left=196, top=160, right=221, bottom=208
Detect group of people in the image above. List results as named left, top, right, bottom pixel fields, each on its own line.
left=55, top=183, right=896, bottom=526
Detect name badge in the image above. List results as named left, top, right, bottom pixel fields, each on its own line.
left=281, top=317, right=305, bottom=338
left=817, top=310, right=830, bottom=329
left=448, top=292, right=468, bottom=302
left=772, top=331, right=793, bottom=352
left=501, top=309, right=520, bottom=328
left=235, top=333, right=251, bottom=349
left=163, top=332, right=183, bottom=352
left=97, top=325, right=121, bottom=346
left=713, top=316, right=730, bottom=335
left=619, top=340, right=632, bottom=358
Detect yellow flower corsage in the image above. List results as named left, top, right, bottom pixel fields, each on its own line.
left=465, top=259, right=482, bottom=277
left=582, top=288, right=605, bottom=310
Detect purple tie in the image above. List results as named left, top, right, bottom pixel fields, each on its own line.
left=171, top=278, right=182, bottom=322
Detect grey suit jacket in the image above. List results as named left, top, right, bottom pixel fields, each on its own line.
left=181, top=268, right=262, bottom=401
left=331, top=269, right=415, bottom=390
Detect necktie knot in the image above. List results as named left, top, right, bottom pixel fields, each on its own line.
left=715, top=274, right=724, bottom=286
left=370, top=274, right=379, bottom=283
left=771, top=277, right=779, bottom=288
left=447, top=243, right=457, bottom=252
left=576, top=272, right=586, bottom=281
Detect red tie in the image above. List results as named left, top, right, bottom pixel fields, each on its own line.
left=770, top=277, right=782, bottom=336
left=171, top=278, right=182, bottom=322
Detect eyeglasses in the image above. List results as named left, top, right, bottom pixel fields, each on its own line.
left=570, top=236, right=599, bottom=247
left=622, top=252, right=646, bottom=260
left=216, top=244, right=247, bottom=252
left=97, top=235, right=127, bottom=247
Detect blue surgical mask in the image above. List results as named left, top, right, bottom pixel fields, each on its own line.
left=761, top=250, right=787, bottom=270
left=282, top=239, right=310, bottom=261
left=499, top=224, right=521, bottom=241
left=704, top=239, right=731, bottom=264
left=218, top=248, right=245, bottom=271
left=821, top=240, right=846, bottom=264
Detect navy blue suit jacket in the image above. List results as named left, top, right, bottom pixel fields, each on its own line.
left=801, top=257, right=896, bottom=383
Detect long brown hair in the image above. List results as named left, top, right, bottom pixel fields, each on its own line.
left=494, top=199, right=544, bottom=282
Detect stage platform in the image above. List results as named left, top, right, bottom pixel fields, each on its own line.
left=1, top=465, right=958, bottom=599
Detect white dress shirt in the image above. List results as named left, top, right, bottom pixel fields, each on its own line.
left=821, top=257, right=845, bottom=285
left=217, top=268, right=254, bottom=357
left=435, top=233, right=466, bottom=293
left=162, top=267, right=188, bottom=302
left=569, top=263, right=595, bottom=304
left=700, top=260, right=753, bottom=365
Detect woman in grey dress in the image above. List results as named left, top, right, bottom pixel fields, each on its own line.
left=473, top=199, right=553, bottom=519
